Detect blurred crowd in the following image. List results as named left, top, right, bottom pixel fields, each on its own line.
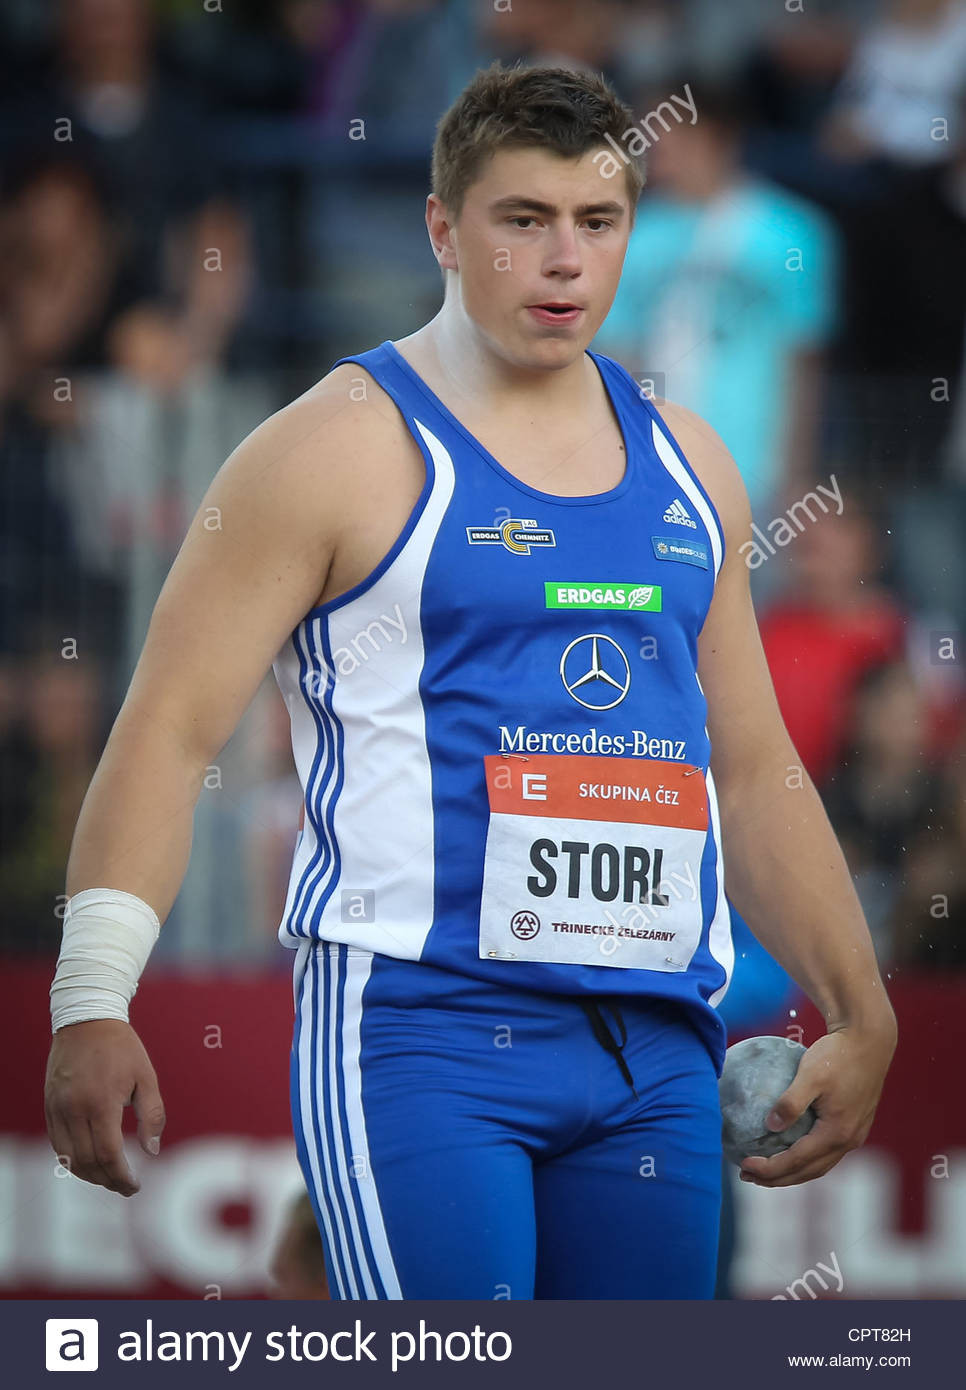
left=0, top=0, right=963, bottom=972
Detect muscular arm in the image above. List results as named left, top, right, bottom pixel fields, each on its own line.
left=655, top=399, right=897, bottom=1185
left=46, top=368, right=383, bottom=1197
left=65, top=369, right=365, bottom=920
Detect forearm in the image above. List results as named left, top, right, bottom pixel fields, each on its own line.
left=716, top=754, right=896, bottom=1037
left=65, top=701, right=206, bottom=925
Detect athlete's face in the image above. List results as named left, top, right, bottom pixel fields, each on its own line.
left=429, top=145, right=633, bottom=369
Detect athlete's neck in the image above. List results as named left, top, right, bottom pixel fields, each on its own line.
left=394, top=311, right=601, bottom=426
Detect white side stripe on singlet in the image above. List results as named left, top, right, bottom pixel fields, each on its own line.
left=649, top=416, right=724, bottom=578
left=652, top=414, right=733, bottom=999
left=692, top=667, right=735, bottom=1005
left=704, top=766, right=735, bottom=1006
left=290, top=418, right=455, bottom=953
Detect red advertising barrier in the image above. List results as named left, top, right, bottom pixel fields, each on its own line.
left=2, top=962, right=964, bottom=1299
left=3, top=960, right=296, bottom=1300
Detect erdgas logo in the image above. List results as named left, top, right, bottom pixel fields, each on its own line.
left=466, top=517, right=556, bottom=554
left=627, top=586, right=654, bottom=609
left=545, top=582, right=662, bottom=611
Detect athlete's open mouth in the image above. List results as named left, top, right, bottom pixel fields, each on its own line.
left=527, top=302, right=584, bottom=327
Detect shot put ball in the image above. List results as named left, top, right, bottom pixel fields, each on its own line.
left=719, top=1035, right=817, bottom=1166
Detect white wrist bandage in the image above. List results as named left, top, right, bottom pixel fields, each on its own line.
left=50, top=888, right=161, bottom=1033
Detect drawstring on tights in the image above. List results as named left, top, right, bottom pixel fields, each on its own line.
left=579, top=998, right=639, bottom=1100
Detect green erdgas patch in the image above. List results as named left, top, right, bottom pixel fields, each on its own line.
left=545, top=581, right=662, bottom=612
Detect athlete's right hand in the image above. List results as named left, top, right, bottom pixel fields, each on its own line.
left=44, top=1019, right=166, bottom=1197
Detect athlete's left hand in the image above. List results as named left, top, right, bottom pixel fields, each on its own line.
left=737, top=1017, right=897, bottom=1187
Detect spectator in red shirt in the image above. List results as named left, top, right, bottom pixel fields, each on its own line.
left=758, top=496, right=906, bottom=788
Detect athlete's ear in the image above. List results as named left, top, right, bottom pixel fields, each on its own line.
left=426, top=194, right=459, bottom=273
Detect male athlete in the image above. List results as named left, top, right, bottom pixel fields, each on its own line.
left=45, top=64, right=897, bottom=1299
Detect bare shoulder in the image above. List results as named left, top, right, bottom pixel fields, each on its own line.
left=222, top=360, right=416, bottom=513
left=118, top=359, right=420, bottom=762
left=648, top=396, right=751, bottom=548
left=287, top=360, right=411, bottom=446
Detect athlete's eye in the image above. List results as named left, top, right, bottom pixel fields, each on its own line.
left=585, top=219, right=614, bottom=231
left=508, top=216, right=538, bottom=229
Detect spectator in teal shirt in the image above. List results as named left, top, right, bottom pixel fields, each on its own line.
left=595, top=81, right=841, bottom=523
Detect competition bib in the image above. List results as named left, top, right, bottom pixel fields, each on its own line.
left=478, top=754, right=708, bottom=973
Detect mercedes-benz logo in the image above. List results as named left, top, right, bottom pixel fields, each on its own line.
left=560, top=633, right=631, bottom=710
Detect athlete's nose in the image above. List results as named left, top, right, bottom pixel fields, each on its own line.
left=542, top=222, right=583, bottom=278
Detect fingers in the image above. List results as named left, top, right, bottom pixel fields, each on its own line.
left=131, top=1070, right=166, bottom=1158
left=741, top=1146, right=846, bottom=1187
left=765, top=1085, right=814, bottom=1135
left=44, top=1023, right=164, bottom=1196
left=766, top=1046, right=831, bottom=1134
left=44, top=1104, right=76, bottom=1183
left=49, top=1108, right=138, bottom=1195
left=45, top=1095, right=101, bottom=1186
left=89, top=1103, right=141, bottom=1196
left=738, top=1119, right=853, bottom=1188
left=45, top=1095, right=141, bottom=1196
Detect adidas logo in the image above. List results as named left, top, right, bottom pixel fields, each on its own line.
left=662, top=497, right=697, bottom=528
